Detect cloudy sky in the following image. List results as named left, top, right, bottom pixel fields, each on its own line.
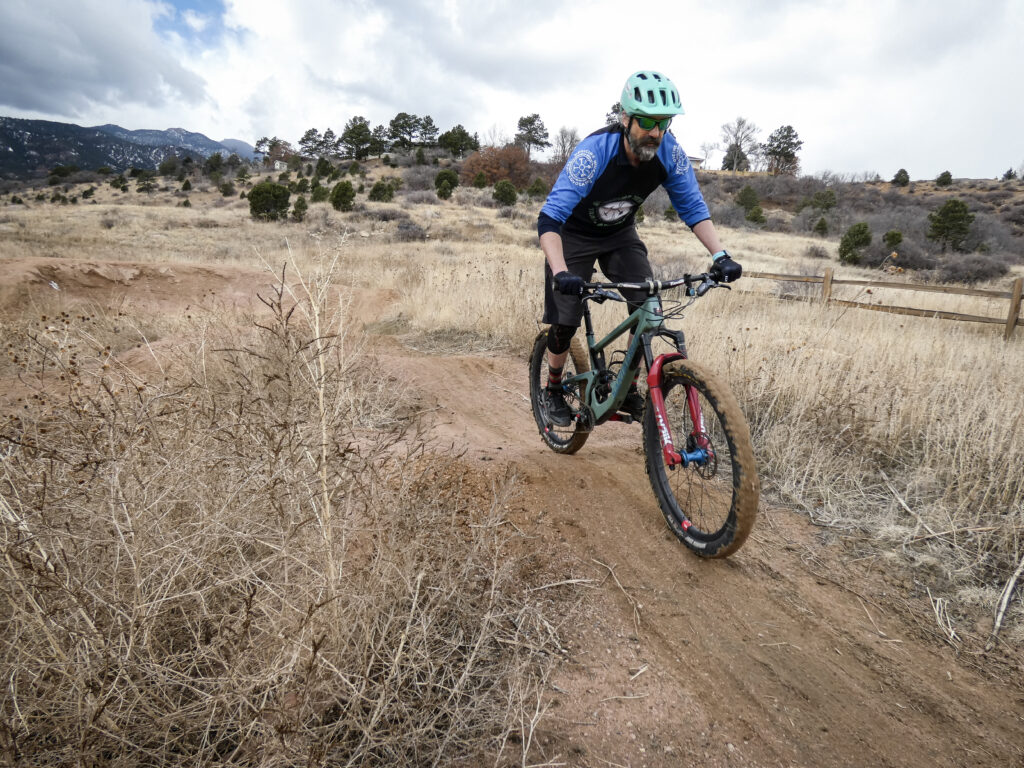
left=2, top=0, right=1022, bottom=180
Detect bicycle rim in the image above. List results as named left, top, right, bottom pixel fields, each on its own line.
left=643, top=359, right=759, bottom=557
left=529, top=329, right=590, bottom=455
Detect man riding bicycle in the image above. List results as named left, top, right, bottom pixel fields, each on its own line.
left=538, top=70, right=741, bottom=426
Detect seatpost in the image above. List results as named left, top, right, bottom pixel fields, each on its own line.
left=580, top=296, right=605, bottom=370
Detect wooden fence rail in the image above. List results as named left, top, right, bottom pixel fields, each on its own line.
left=746, top=269, right=1023, bottom=340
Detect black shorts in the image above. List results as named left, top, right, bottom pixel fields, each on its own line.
left=543, top=227, right=653, bottom=327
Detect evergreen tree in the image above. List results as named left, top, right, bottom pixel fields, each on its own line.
left=438, top=124, right=479, bottom=158
left=891, top=168, right=910, bottom=186
left=369, top=125, right=390, bottom=157
left=493, top=180, right=517, bottom=206
left=320, top=128, right=339, bottom=157
left=340, top=116, right=372, bottom=160
left=927, top=199, right=974, bottom=252
left=763, top=125, right=802, bottom=176
left=838, top=223, right=872, bottom=264
left=605, top=102, right=623, bottom=126
left=330, top=180, right=355, bottom=211
left=735, top=185, right=759, bottom=211
left=721, top=143, right=749, bottom=172
left=434, top=169, right=459, bottom=193
left=368, top=179, right=396, bottom=202
left=299, top=128, right=323, bottom=158
left=514, top=114, right=551, bottom=158
left=248, top=181, right=290, bottom=221
left=388, top=112, right=421, bottom=150
left=418, top=116, right=439, bottom=147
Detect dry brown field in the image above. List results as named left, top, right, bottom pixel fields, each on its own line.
left=1, top=171, right=1022, bottom=766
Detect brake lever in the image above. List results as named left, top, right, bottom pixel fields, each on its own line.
left=695, top=278, right=717, bottom=297
left=584, top=288, right=626, bottom=304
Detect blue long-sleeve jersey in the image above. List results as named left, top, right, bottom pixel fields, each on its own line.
left=538, top=124, right=710, bottom=238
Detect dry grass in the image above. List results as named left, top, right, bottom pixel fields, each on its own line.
left=3, top=181, right=1023, bottom=664
left=0, top=246, right=569, bottom=765
left=343, top=204, right=1024, bottom=645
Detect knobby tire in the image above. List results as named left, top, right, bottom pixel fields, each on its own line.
left=643, top=359, right=759, bottom=557
left=529, top=329, right=591, bottom=455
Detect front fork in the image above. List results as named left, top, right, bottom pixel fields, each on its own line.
left=646, top=353, right=711, bottom=469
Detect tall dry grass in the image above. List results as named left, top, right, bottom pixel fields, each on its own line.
left=3, top=190, right=1022, bottom=648
left=345, top=207, right=1024, bottom=644
left=0, top=246, right=567, bottom=765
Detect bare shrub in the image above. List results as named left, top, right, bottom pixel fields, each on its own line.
left=935, top=251, right=1010, bottom=283
left=392, top=219, right=428, bottom=241
left=402, top=190, right=441, bottom=206
left=367, top=206, right=411, bottom=222
left=460, top=146, right=530, bottom=188
left=804, top=244, right=829, bottom=259
left=764, top=210, right=792, bottom=233
left=401, top=164, right=435, bottom=191
left=0, top=255, right=564, bottom=765
left=707, top=201, right=746, bottom=228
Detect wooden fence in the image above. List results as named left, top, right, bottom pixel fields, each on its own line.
left=746, top=269, right=1023, bottom=340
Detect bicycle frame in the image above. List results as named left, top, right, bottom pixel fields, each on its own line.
left=560, top=284, right=710, bottom=470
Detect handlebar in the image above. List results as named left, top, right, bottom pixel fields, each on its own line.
left=582, top=273, right=726, bottom=299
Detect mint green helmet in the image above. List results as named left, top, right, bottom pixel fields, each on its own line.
left=620, top=71, right=685, bottom=116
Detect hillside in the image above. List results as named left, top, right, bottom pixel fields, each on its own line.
left=0, top=116, right=254, bottom=179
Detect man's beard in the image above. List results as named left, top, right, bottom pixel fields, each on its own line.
left=628, top=133, right=660, bottom=162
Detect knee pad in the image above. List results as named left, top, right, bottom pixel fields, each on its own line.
left=546, top=323, right=577, bottom=355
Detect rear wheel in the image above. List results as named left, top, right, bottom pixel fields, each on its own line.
left=643, top=359, right=758, bottom=557
left=529, top=329, right=591, bottom=454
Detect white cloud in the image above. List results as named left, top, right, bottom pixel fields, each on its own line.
left=0, top=0, right=206, bottom=119
left=0, top=0, right=1021, bottom=178
left=182, top=10, right=210, bottom=33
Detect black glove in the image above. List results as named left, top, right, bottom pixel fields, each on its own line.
left=709, top=251, right=742, bottom=283
left=553, top=270, right=586, bottom=296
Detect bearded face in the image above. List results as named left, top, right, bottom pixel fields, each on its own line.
left=622, top=114, right=666, bottom=163
left=627, top=130, right=661, bottom=162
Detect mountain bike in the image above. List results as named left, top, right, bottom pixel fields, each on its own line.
left=529, top=273, right=759, bottom=558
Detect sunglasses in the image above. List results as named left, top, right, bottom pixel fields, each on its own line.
left=632, top=115, right=672, bottom=131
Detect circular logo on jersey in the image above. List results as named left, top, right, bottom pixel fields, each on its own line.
left=597, top=200, right=635, bottom=223
left=673, top=145, right=691, bottom=175
left=566, top=149, right=598, bottom=187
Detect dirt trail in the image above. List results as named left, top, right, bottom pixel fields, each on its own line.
left=378, top=338, right=1024, bottom=767
left=3, top=259, right=1022, bottom=767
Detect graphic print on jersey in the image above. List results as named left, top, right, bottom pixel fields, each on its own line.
left=567, top=149, right=599, bottom=187
left=596, top=199, right=636, bottom=224
left=672, top=145, right=691, bottom=175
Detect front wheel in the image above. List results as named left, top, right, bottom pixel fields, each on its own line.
left=529, top=329, right=590, bottom=454
left=643, top=359, right=759, bottom=557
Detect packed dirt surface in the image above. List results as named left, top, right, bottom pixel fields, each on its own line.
left=3, top=258, right=1023, bottom=767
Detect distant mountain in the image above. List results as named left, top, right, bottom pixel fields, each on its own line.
left=218, top=138, right=257, bottom=160
left=91, top=124, right=230, bottom=157
left=0, top=116, right=255, bottom=179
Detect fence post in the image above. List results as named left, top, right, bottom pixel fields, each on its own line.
left=1006, top=277, right=1023, bottom=340
left=822, top=268, right=834, bottom=303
